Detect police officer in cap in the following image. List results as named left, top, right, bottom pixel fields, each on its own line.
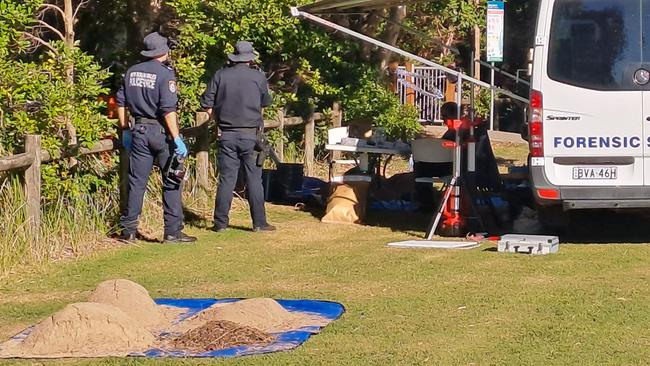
left=200, top=41, right=275, bottom=232
left=116, top=32, right=197, bottom=243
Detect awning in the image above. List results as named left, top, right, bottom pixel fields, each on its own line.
left=299, top=0, right=422, bottom=13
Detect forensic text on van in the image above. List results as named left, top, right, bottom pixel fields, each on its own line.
left=552, top=136, right=650, bottom=149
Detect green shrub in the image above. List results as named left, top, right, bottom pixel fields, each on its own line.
left=343, top=72, right=421, bottom=141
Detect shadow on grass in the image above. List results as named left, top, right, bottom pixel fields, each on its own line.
left=182, top=206, right=259, bottom=232
left=363, top=210, right=431, bottom=235
left=364, top=207, right=650, bottom=244
left=227, top=225, right=254, bottom=232
left=135, top=233, right=161, bottom=243
left=559, top=211, right=650, bottom=244
left=300, top=198, right=432, bottom=235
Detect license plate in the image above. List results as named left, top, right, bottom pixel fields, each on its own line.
left=572, top=167, right=617, bottom=180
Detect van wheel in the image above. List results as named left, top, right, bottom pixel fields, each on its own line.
left=537, top=205, right=570, bottom=235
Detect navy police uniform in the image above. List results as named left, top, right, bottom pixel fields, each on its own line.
left=200, top=41, right=273, bottom=231
left=116, top=57, right=184, bottom=237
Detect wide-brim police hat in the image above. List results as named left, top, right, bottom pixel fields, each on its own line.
left=141, top=32, right=170, bottom=58
left=227, top=41, right=259, bottom=63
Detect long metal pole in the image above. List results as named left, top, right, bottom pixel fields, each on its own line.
left=490, top=62, right=496, bottom=130
left=451, top=76, right=464, bottom=236
left=291, top=8, right=529, bottom=104
left=294, top=8, right=480, bottom=87
left=426, top=73, right=463, bottom=240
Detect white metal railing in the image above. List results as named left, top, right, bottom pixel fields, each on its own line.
left=396, top=66, right=447, bottom=123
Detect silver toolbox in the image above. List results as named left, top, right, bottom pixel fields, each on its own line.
left=497, top=234, right=559, bottom=255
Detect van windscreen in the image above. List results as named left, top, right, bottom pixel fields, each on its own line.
left=548, top=0, right=643, bottom=90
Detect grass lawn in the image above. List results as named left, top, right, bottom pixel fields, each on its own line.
left=1, top=204, right=650, bottom=365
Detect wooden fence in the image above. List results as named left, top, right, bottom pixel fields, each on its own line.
left=0, top=103, right=342, bottom=233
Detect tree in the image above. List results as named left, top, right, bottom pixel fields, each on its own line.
left=0, top=0, right=111, bottom=197
left=25, top=0, right=92, bottom=159
left=400, top=0, right=485, bottom=64
left=374, top=6, right=407, bottom=70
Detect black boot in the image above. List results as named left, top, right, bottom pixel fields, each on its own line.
left=118, top=232, right=137, bottom=244
left=211, top=225, right=228, bottom=233
left=163, top=231, right=197, bottom=243
left=253, top=224, right=276, bottom=232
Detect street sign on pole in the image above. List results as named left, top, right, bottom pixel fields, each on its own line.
left=487, top=0, right=504, bottom=130
left=486, top=1, right=504, bottom=63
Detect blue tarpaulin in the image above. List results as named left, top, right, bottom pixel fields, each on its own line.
left=141, top=298, right=345, bottom=358
left=3, top=298, right=345, bottom=359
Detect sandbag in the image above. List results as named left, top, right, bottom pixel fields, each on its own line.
left=322, top=177, right=371, bottom=224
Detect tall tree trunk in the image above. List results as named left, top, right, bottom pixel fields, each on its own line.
left=374, top=6, right=406, bottom=70
left=358, top=10, right=383, bottom=62
left=63, top=0, right=77, bottom=160
left=63, top=0, right=75, bottom=49
left=63, top=0, right=75, bottom=83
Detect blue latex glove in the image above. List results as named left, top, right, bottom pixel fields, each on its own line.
left=121, top=130, right=132, bottom=152
left=174, top=136, right=188, bottom=157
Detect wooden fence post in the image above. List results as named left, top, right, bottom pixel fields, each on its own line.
left=194, top=112, right=211, bottom=202
left=276, top=110, right=285, bottom=163
left=304, top=111, right=315, bottom=177
left=331, top=102, right=342, bottom=161
left=24, top=135, right=41, bottom=234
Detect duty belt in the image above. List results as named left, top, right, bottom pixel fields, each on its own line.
left=219, top=127, right=259, bottom=133
left=134, top=117, right=161, bottom=125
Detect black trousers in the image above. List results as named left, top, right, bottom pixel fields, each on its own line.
left=214, top=131, right=267, bottom=229
left=120, top=123, right=184, bottom=236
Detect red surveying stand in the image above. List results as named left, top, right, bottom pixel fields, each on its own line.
left=425, top=112, right=485, bottom=239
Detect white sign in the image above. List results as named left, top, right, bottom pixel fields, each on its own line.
left=487, top=1, right=505, bottom=63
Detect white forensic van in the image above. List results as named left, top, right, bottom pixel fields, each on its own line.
left=529, top=0, right=650, bottom=222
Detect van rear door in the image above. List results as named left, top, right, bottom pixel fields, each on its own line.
left=642, top=0, right=650, bottom=185
left=542, top=0, right=644, bottom=187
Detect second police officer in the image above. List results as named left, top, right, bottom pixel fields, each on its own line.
left=200, top=41, right=276, bottom=233
left=116, top=32, right=197, bottom=243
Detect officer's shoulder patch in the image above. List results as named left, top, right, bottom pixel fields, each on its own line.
left=169, top=80, right=177, bottom=93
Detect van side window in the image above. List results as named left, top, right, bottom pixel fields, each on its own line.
left=548, top=0, right=642, bottom=90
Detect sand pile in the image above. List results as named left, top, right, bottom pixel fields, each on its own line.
left=171, top=320, right=275, bottom=352
left=0, top=280, right=327, bottom=358
left=176, top=298, right=328, bottom=333
left=89, top=279, right=180, bottom=330
left=0, top=303, right=155, bottom=358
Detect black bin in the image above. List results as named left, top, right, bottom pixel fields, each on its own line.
left=262, top=163, right=304, bottom=202
left=277, top=163, right=304, bottom=193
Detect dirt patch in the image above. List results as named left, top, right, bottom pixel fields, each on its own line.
left=171, top=320, right=274, bottom=352
left=0, top=302, right=155, bottom=358
left=88, top=279, right=181, bottom=330
left=176, top=298, right=329, bottom=333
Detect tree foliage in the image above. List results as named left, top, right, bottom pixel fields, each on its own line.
left=0, top=0, right=112, bottom=198
left=167, top=0, right=420, bottom=141
left=401, top=0, right=486, bottom=63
